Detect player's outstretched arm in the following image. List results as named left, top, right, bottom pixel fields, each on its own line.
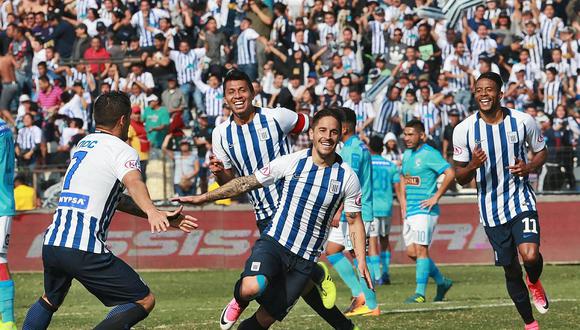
left=345, top=212, right=374, bottom=291
left=117, top=195, right=198, bottom=233
left=172, top=174, right=263, bottom=205
left=123, top=170, right=170, bottom=233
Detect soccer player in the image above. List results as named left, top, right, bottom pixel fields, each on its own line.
left=176, top=109, right=372, bottom=330
left=22, top=92, right=197, bottom=330
left=0, top=118, right=16, bottom=330
left=453, top=72, right=548, bottom=330
left=367, top=136, right=404, bottom=285
left=401, top=119, right=454, bottom=303
left=326, top=108, right=379, bottom=316
left=177, top=69, right=348, bottom=330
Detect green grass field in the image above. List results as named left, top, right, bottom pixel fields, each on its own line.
left=13, top=264, right=580, bottom=329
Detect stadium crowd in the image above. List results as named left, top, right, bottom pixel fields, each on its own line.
left=2, top=0, right=580, bottom=200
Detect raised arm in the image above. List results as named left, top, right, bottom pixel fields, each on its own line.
left=173, top=174, right=263, bottom=205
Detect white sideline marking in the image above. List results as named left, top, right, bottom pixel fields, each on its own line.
left=285, top=298, right=578, bottom=318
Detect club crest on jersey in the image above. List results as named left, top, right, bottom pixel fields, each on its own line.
left=329, top=180, right=341, bottom=194
left=257, top=128, right=270, bottom=141
left=415, top=158, right=421, bottom=167
left=251, top=262, right=261, bottom=271
left=508, top=131, right=518, bottom=144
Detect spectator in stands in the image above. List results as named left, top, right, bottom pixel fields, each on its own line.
left=15, top=113, right=41, bottom=168
left=13, top=175, right=37, bottom=211
left=83, top=36, right=110, bottom=79
left=142, top=94, right=169, bottom=150
left=46, top=13, right=75, bottom=59
left=128, top=106, right=150, bottom=181
left=169, top=138, right=199, bottom=197
left=192, top=113, right=211, bottom=194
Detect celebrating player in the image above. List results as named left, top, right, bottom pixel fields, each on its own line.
left=22, top=92, right=197, bottom=330
left=175, top=109, right=372, bottom=330
left=174, top=69, right=351, bottom=330
left=453, top=72, right=548, bottom=330
left=0, top=118, right=16, bottom=330
left=325, top=108, right=379, bottom=316
left=401, top=119, right=454, bottom=303
left=367, top=136, right=404, bottom=285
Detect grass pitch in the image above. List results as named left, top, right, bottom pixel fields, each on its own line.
left=13, top=264, right=580, bottom=329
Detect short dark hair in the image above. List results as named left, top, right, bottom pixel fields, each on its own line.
left=368, top=136, right=383, bottom=153
left=476, top=71, right=503, bottom=92
left=312, top=108, right=343, bottom=132
left=224, top=69, right=254, bottom=95
left=336, top=107, right=356, bottom=131
left=405, top=119, right=425, bottom=133
left=93, top=92, right=131, bottom=128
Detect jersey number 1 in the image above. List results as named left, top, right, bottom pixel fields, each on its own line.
left=63, top=151, right=88, bottom=190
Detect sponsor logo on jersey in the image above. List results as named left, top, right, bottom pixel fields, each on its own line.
left=355, top=194, right=362, bottom=206
left=58, top=192, right=90, bottom=210
left=453, top=146, right=462, bottom=155
left=260, top=165, right=271, bottom=176
left=124, top=160, right=141, bottom=170
left=537, top=134, right=544, bottom=143
left=404, top=176, right=421, bottom=186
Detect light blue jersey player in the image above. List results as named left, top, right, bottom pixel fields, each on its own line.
left=0, top=119, right=16, bottom=330
left=326, top=108, right=379, bottom=316
left=401, top=120, right=455, bottom=303
left=368, top=136, right=403, bottom=286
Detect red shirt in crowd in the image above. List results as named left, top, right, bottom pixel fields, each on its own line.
left=84, top=47, right=110, bottom=73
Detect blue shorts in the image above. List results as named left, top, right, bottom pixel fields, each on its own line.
left=484, top=211, right=541, bottom=266
left=241, top=235, right=315, bottom=321
left=42, top=245, right=150, bottom=307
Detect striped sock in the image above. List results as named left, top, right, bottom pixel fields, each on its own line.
left=327, top=253, right=362, bottom=297
left=415, top=258, right=430, bottom=296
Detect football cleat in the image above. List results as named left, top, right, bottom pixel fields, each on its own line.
left=404, top=293, right=426, bottom=303
left=343, top=293, right=365, bottom=314
left=316, top=262, right=337, bottom=309
left=526, top=275, right=549, bottom=314
left=0, top=322, right=16, bottom=330
left=219, top=298, right=246, bottom=330
left=434, top=278, right=453, bottom=302
left=345, top=304, right=380, bottom=317
left=377, top=273, right=391, bottom=285
left=524, top=320, right=539, bottom=330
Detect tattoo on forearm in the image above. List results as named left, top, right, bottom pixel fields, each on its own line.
left=205, top=175, right=261, bottom=202
left=345, top=212, right=358, bottom=219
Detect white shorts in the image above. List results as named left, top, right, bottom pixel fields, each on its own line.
left=0, top=216, right=12, bottom=261
left=376, top=216, right=392, bottom=237
left=403, top=214, right=438, bottom=246
left=327, top=220, right=376, bottom=250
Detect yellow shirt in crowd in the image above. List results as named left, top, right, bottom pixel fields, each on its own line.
left=14, top=184, right=36, bottom=211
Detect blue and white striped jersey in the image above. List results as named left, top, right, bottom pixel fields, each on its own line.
left=442, top=53, right=471, bottom=90
left=523, top=32, right=544, bottom=68
left=452, top=108, right=546, bottom=227
left=317, top=23, right=339, bottom=46
left=193, top=72, right=223, bottom=117
left=255, top=148, right=362, bottom=261
left=414, top=101, right=441, bottom=137
left=343, top=99, right=375, bottom=133
left=237, top=28, right=259, bottom=65
left=212, top=107, right=309, bottom=221
left=539, top=14, right=564, bottom=49
left=368, top=20, right=388, bottom=55
left=131, top=9, right=169, bottom=47
left=170, top=48, right=206, bottom=85
left=542, top=80, right=563, bottom=116
left=372, top=98, right=400, bottom=136
left=44, top=133, right=141, bottom=253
